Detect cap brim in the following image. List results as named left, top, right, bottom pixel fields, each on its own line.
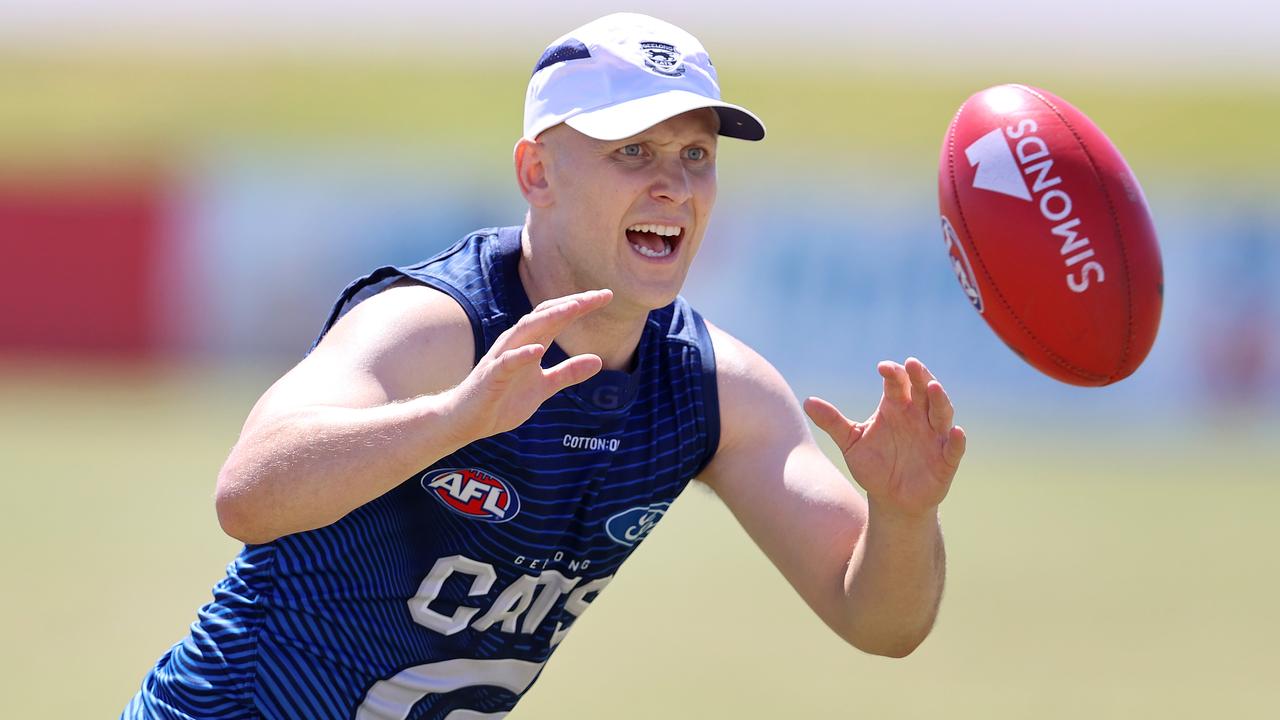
left=564, top=89, right=765, bottom=142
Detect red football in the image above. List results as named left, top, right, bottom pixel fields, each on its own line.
left=938, top=84, right=1163, bottom=386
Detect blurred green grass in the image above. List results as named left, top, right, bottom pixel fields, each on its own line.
left=2, top=369, right=1276, bottom=718
left=0, top=53, right=1277, bottom=191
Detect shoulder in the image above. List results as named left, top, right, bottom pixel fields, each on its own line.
left=309, top=278, right=476, bottom=401
left=705, top=322, right=810, bottom=459
left=707, top=322, right=798, bottom=409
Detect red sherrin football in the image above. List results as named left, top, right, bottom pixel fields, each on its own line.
left=938, top=84, right=1163, bottom=386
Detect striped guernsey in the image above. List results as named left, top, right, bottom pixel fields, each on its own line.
left=123, top=226, right=720, bottom=719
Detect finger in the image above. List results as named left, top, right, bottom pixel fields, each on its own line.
left=915, top=358, right=938, bottom=383
left=803, top=396, right=864, bottom=452
left=943, top=425, right=967, bottom=468
left=531, top=290, right=602, bottom=313
left=527, top=291, right=611, bottom=347
left=878, top=361, right=911, bottom=405
left=904, top=357, right=930, bottom=408
left=492, top=343, right=547, bottom=379
left=542, top=353, right=604, bottom=394
left=493, top=290, right=611, bottom=351
left=926, top=380, right=955, bottom=434
left=503, top=298, right=585, bottom=347
left=509, top=289, right=613, bottom=349
left=531, top=288, right=613, bottom=314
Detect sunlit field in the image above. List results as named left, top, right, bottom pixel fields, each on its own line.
left=2, top=41, right=1277, bottom=719
left=1, top=53, right=1277, bottom=193
left=2, top=368, right=1275, bottom=718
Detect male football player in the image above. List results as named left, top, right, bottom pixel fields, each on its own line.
left=124, top=12, right=966, bottom=719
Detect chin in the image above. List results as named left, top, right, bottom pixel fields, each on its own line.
left=615, top=282, right=683, bottom=313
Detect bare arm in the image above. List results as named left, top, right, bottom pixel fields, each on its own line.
left=215, top=282, right=612, bottom=544
left=700, top=326, right=965, bottom=657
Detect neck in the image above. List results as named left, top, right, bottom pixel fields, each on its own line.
left=518, top=224, right=649, bottom=372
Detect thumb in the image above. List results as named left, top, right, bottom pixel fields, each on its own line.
left=943, top=425, right=968, bottom=468
left=803, top=396, right=864, bottom=453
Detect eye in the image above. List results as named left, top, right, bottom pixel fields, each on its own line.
left=619, top=143, right=643, bottom=157
left=685, top=147, right=708, bottom=161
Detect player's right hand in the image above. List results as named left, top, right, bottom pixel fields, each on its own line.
left=442, top=289, right=612, bottom=445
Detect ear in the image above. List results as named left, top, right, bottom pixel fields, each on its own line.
left=514, top=138, right=553, bottom=208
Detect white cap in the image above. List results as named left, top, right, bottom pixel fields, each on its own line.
left=523, top=13, right=766, bottom=143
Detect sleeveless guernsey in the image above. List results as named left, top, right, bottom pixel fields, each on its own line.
left=123, top=226, right=720, bottom=719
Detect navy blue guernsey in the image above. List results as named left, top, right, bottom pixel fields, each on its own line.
left=124, top=226, right=720, bottom=720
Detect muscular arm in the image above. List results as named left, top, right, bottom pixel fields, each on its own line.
left=215, top=282, right=610, bottom=544
left=214, top=282, right=471, bottom=544
left=700, top=326, right=962, bottom=657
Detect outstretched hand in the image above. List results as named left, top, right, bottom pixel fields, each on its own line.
left=804, top=358, right=966, bottom=518
left=445, top=289, right=612, bottom=445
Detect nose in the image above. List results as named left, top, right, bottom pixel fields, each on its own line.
left=649, top=156, right=692, bottom=205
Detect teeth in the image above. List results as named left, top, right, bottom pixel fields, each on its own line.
left=627, top=223, right=682, bottom=237
left=629, top=239, right=673, bottom=257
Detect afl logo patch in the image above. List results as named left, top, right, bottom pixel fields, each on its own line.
left=640, top=41, right=684, bottom=77
left=605, top=502, right=670, bottom=547
left=422, top=468, right=520, bottom=523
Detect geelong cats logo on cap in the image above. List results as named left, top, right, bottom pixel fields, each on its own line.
left=641, top=41, right=684, bottom=77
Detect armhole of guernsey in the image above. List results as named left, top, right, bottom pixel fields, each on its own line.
left=690, top=309, right=721, bottom=476
left=308, top=245, right=486, bottom=366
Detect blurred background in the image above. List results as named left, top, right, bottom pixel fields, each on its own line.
left=2, top=1, right=1277, bottom=717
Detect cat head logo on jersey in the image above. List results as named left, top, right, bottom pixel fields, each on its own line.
left=422, top=468, right=521, bottom=523
left=605, top=502, right=670, bottom=547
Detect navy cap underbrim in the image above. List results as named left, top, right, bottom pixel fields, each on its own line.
left=712, top=106, right=765, bottom=141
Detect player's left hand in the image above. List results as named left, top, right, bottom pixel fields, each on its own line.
left=803, top=358, right=966, bottom=518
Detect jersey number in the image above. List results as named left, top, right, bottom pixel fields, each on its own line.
left=354, top=657, right=544, bottom=720
left=353, top=554, right=612, bottom=718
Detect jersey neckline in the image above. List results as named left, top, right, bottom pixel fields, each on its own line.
left=489, top=227, right=651, bottom=416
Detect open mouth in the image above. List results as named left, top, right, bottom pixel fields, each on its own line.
left=625, top=223, right=684, bottom=259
